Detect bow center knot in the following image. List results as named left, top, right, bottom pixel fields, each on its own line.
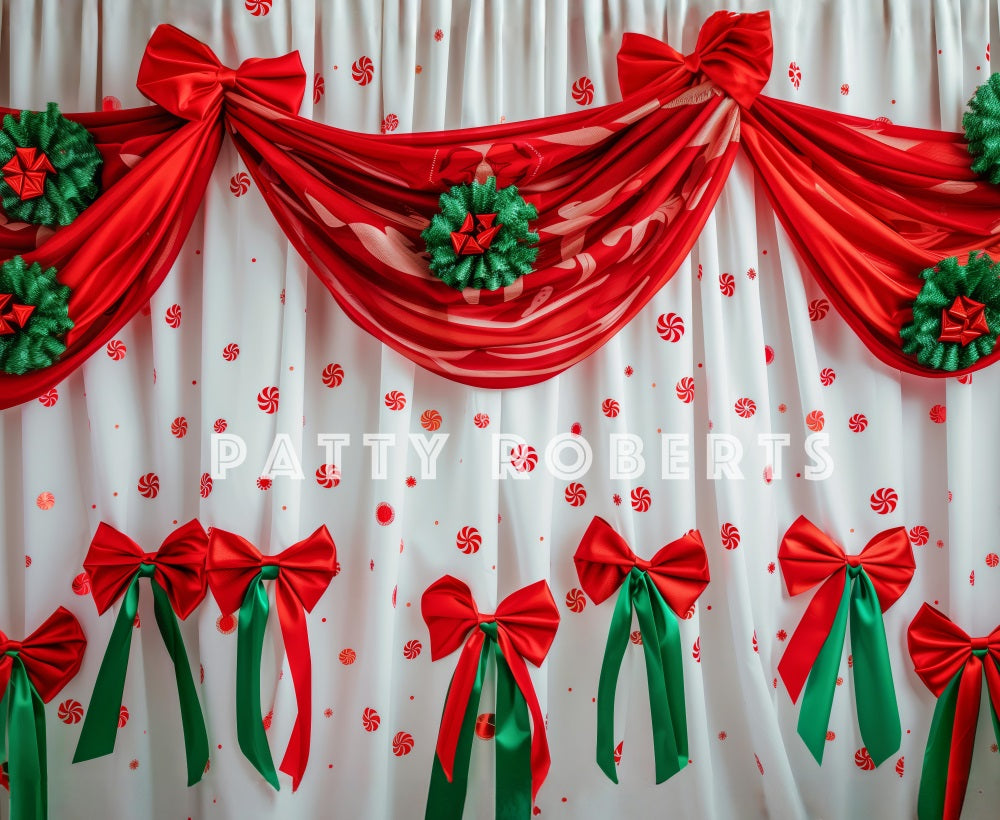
left=683, top=52, right=702, bottom=74
left=2, top=642, right=20, bottom=657
left=259, top=561, right=280, bottom=580
left=971, top=636, right=989, bottom=656
left=633, top=556, right=652, bottom=573
left=479, top=619, right=498, bottom=641
left=138, top=562, right=157, bottom=578
left=217, top=66, right=239, bottom=91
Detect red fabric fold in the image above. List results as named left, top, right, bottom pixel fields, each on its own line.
left=421, top=576, right=559, bottom=800
left=778, top=517, right=913, bottom=702
left=83, top=519, right=208, bottom=619
left=206, top=526, right=337, bottom=790
left=0, top=607, right=87, bottom=702
left=573, top=515, right=710, bottom=614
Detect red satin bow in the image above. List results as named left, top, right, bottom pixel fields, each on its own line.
left=83, top=520, right=208, bottom=619
left=0, top=607, right=87, bottom=703
left=574, top=516, right=710, bottom=613
left=136, top=24, right=306, bottom=121
left=777, top=516, right=913, bottom=701
left=617, top=10, right=773, bottom=109
left=908, top=605, right=1000, bottom=820
left=422, top=576, right=559, bottom=799
left=206, top=526, right=337, bottom=790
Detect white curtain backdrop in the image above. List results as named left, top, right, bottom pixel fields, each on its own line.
left=2, top=1, right=999, bottom=817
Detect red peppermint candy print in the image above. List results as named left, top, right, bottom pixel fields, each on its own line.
left=58, top=699, right=83, bottom=724
left=929, top=404, right=946, bottom=424
left=257, top=386, right=279, bottom=413
left=657, top=312, right=685, bottom=342
left=420, top=409, right=442, bottom=431
left=137, top=473, right=159, bottom=499
left=213, top=418, right=228, bottom=433
left=564, top=482, right=586, bottom=506
left=322, top=363, right=345, bottom=387
left=819, top=368, right=835, bottom=387
left=38, top=387, right=58, bottom=407
left=870, top=488, right=898, bottom=515
left=362, top=708, right=381, bottom=732
left=805, top=410, right=825, bottom=432
left=403, top=640, right=422, bottom=660
left=456, top=526, right=481, bottom=554
left=721, top=523, right=741, bottom=550
left=719, top=273, right=735, bottom=296
left=164, top=304, right=181, bottom=328
left=244, top=0, right=271, bottom=16
left=380, top=114, right=399, bottom=134
left=734, top=397, right=756, bottom=418
left=384, top=390, right=406, bottom=411
left=908, top=525, right=929, bottom=546
left=676, top=377, right=695, bottom=403
left=630, top=487, right=651, bottom=512
left=986, top=552, right=999, bottom=568
left=102, top=96, right=122, bottom=111
left=375, top=502, right=395, bottom=526
left=571, top=76, right=594, bottom=105
left=171, top=417, right=188, bottom=438
left=118, top=706, right=130, bottom=728
left=788, top=61, right=802, bottom=89
left=848, top=413, right=868, bottom=433
left=565, top=588, right=586, bottom=612
left=313, top=74, right=325, bottom=104
left=352, top=56, right=374, bottom=86
left=230, top=172, right=251, bottom=196
left=392, top=731, right=414, bottom=756
left=614, top=741, right=624, bottom=764
left=106, top=339, right=126, bottom=360
left=199, top=473, right=213, bottom=498
left=510, top=444, right=538, bottom=472
left=765, top=345, right=775, bottom=365
left=630, top=631, right=643, bottom=645
left=36, top=492, right=54, bottom=510
left=72, top=572, right=90, bottom=596
left=895, top=757, right=905, bottom=777
left=601, top=398, right=620, bottom=418
left=809, top=298, right=830, bottom=321
left=693, top=637, right=701, bottom=662
left=256, top=476, right=272, bottom=491
left=339, top=648, right=357, bottom=665
left=473, top=412, right=490, bottom=428
left=222, top=343, right=240, bottom=361
left=854, top=747, right=875, bottom=771
left=841, top=83, right=850, bottom=95
left=316, top=464, right=341, bottom=488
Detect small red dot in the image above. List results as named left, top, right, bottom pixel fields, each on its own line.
left=333, top=65, right=338, bottom=70
left=172, top=519, right=178, bottom=525
left=195, top=249, right=201, bottom=254
left=217, top=744, right=222, bottom=750
left=410, top=695, right=414, bottom=700
left=539, top=536, right=544, bottom=542
left=938, top=49, right=942, bottom=54
left=934, top=600, right=939, bottom=605
left=795, top=473, right=801, bottom=478
left=697, top=363, right=703, bottom=368
left=891, top=99, right=896, bottom=104
left=251, top=258, right=257, bottom=263
left=762, top=250, right=767, bottom=255
left=562, top=798, right=568, bottom=803
left=568, top=687, right=572, bottom=692
left=322, top=617, right=327, bottom=623
left=977, top=66, right=981, bottom=71
left=192, top=380, right=197, bottom=385
left=328, top=764, right=333, bottom=769
left=706, top=605, right=712, bottom=610
left=113, top=492, right=118, bottom=497
left=592, top=698, right=596, bottom=703
left=281, top=505, right=287, bottom=511
left=289, top=366, right=294, bottom=371
left=91, top=504, right=96, bottom=509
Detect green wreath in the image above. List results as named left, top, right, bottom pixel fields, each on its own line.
left=421, top=176, right=539, bottom=291
left=0, top=102, right=102, bottom=226
left=0, top=256, right=73, bottom=374
left=900, top=251, right=1000, bottom=371
left=964, top=73, right=1000, bottom=184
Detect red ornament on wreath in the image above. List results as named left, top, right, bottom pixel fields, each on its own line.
left=2, top=146, right=54, bottom=200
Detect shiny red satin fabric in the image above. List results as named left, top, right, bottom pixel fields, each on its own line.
left=83, top=519, right=208, bottom=619
left=206, top=526, right=337, bottom=790
left=421, top=576, right=559, bottom=799
left=573, top=515, right=710, bottom=614
left=0, top=607, right=86, bottom=702
left=777, top=517, right=913, bottom=702
left=908, top=605, right=1000, bottom=820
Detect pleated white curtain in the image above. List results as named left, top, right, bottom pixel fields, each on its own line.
left=1, top=1, right=999, bottom=818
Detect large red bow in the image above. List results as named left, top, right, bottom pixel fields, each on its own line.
left=206, top=526, right=337, bottom=789
left=422, top=576, right=559, bottom=799
left=617, top=10, right=773, bottom=109
left=0, top=607, right=87, bottom=703
left=137, top=24, right=305, bottom=121
left=84, top=520, right=208, bottom=619
left=574, top=516, right=710, bottom=613
left=778, top=516, right=913, bottom=701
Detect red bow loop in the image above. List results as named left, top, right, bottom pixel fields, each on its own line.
left=0, top=607, right=87, bottom=703
left=83, top=520, right=208, bottom=619
left=422, top=575, right=483, bottom=660
left=617, top=10, right=773, bottom=108
left=907, top=604, right=1000, bottom=697
left=137, top=24, right=306, bottom=121
left=493, top=580, right=561, bottom=668
left=574, top=516, right=710, bottom=616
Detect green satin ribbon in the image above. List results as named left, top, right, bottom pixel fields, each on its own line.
left=1, top=652, right=48, bottom=820
left=596, top=566, right=686, bottom=783
left=797, top=564, right=899, bottom=766
left=236, top=567, right=280, bottom=790
left=426, top=622, right=532, bottom=820
left=74, top=564, right=209, bottom=785
left=917, top=652, right=1000, bottom=820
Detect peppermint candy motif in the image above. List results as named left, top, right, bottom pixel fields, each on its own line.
left=819, top=367, right=835, bottom=386
left=118, top=706, right=130, bottom=728
left=244, top=0, right=271, bottom=16
left=222, top=343, right=240, bottom=361
left=456, top=526, right=481, bottom=554
left=808, top=298, right=830, bottom=321
left=213, top=418, right=228, bottom=433
left=805, top=410, right=825, bottom=432
left=402, top=640, right=422, bottom=659
left=734, top=397, right=757, bottom=418
left=630, top=486, right=651, bottom=512
left=571, top=76, right=595, bottom=105
left=199, top=473, right=213, bottom=498
left=352, top=56, right=374, bottom=86
left=164, top=304, right=181, bottom=328
left=788, top=61, right=802, bottom=90
left=721, top=523, right=741, bottom=550
left=987, top=552, right=999, bottom=568
left=171, top=417, right=188, bottom=438
left=257, top=386, right=279, bottom=413
left=392, top=731, right=414, bottom=756
left=765, top=345, right=775, bottom=365
left=58, top=699, right=84, bottom=724
left=36, top=492, right=54, bottom=510
left=908, top=525, right=929, bottom=546
left=137, top=473, right=159, bottom=499
left=719, top=273, right=735, bottom=297
left=895, top=757, right=905, bottom=778
left=848, top=413, right=868, bottom=432
left=869, top=487, right=898, bottom=515
left=929, top=404, right=946, bottom=423
left=380, top=114, right=399, bottom=134
left=564, top=482, right=587, bottom=506
left=473, top=412, right=490, bottom=428
left=313, top=74, right=325, bottom=104
left=675, top=376, right=695, bottom=403
left=339, top=648, right=357, bottom=665
left=106, top=339, right=126, bottom=360
left=72, top=572, right=90, bottom=596
left=420, top=409, right=442, bottom=431
left=322, top=363, right=345, bottom=387
left=565, top=588, right=586, bottom=612
left=601, top=398, right=620, bottom=418
left=38, top=387, right=58, bottom=406
left=854, top=747, right=875, bottom=771
left=316, top=464, right=341, bottom=488
left=657, top=312, right=685, bottom=342
left=384, top=390, right=406, bottom=411
left=362, top=708, right=381, bottom=732
left=509, top=444, right=538, bottom=472
left=693, top=637, right=701, bottom=662
left=229, top=172, right=251, bottom=197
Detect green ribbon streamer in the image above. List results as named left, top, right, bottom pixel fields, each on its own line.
left=74, top=564, right=209, bottom=785
left=235, top=567, right=280, bottom=790
left=425, top=622, right=532, bottom=820
left=596, top=567, right=686, bottom=783
left=917, top=653, right=1000, bottom=820
left=797, top=565, right=900, bottom=766
left=1, top=652, right=48, bottom=820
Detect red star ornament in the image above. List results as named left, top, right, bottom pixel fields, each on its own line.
left=2, top=146, right=55, bottom=200
left=0, top=293, right=35, bottom=335
left=450, top=212, right=502, bottom=255
left=938, top=295, right=990, bottom=346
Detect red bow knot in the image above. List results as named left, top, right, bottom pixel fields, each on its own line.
left=422, top=576, right=559, bottom=798
left=137, top=24, right=306, bottom=121
left=938, top=295, right=990, bottom=346
left=0, top=293, right=35, bottom=336
left=2, top=146, right=55, bottom=200
left=84, top=520, right=208, bottom=619
left=0, top=607, right=87, bottom=703
left=573, top=516, right=710, bottom=614
left=616, top=10, right=773, bottom=109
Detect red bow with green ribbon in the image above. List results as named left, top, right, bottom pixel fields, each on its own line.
left=206, top=526, right=337, bottom=792
left=1, top=607, right=86, bottom=820
left=778, top=516, right=913, bottom=766
left=908, top=604, right=1000, bottom=820
left=422, top=576, right=559, bottom=820
left=574, top=516, right=709, bottom=784
left=73, top=520, right=209, bottom=785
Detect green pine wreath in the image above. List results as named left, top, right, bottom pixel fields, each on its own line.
left=0, top=256, right=73, bottom=374
left=964, top=73, right=1000, bottom=184
left=900, top=251, right=1000, bottom=371
left=421, top=176, right=539, bottom=291
left=0, top=102, right=102, bottom=226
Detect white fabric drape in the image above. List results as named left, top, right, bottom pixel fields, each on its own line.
left=1, top=1, right=999, bottom=818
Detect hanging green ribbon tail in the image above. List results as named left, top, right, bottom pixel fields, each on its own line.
left=235, top=567, right=280, bottom=790
left=596, top=567, right=687, bottom=783
left=74, top=565, right=209, bottom=785
left=2, top=654, right=48, bottom=820
left=426, top=622, right=533, bottom=820
left=797, top=566, right=900, bottom=766
left=917, top=655, right=1000, bottom=820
